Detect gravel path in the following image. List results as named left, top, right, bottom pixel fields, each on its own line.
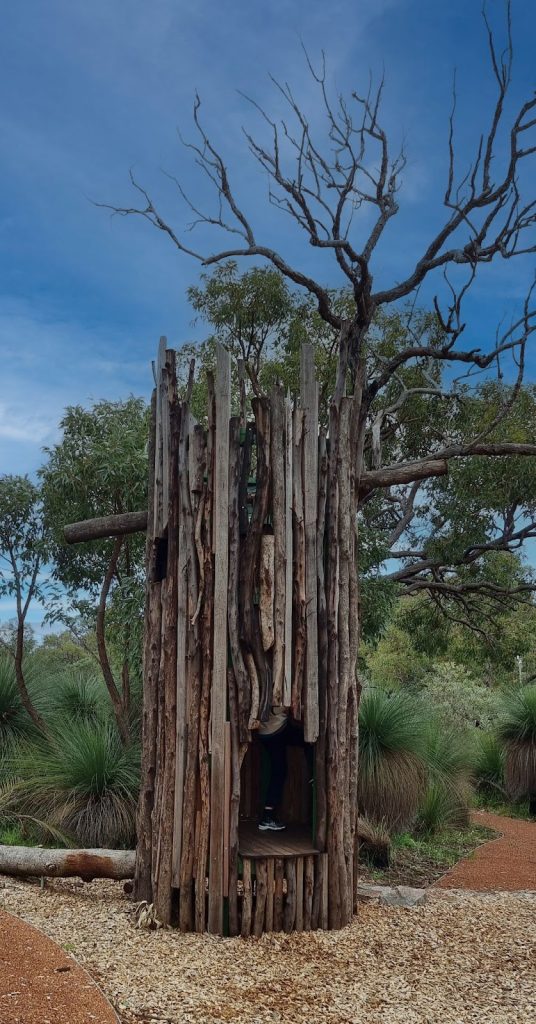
left=0, top=906, right=118, bottom=1024
left=1, top=874, right=535, bottom=1024
left=435, top=810, right=536, bottom=892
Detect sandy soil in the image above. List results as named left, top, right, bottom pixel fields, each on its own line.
left=0, top=906, right=118, bottom=1024
left=1, top=873, right=535, bottom=1024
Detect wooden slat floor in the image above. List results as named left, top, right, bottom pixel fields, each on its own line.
left=239, top=820, right=319, bottom=857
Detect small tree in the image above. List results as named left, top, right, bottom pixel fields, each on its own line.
left=40, top=398, right=149, bottom=745
left=0, top=476, right=48, bottom=732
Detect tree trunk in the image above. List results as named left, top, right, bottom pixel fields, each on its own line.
left=0, top=845, right=135, bottom=881
left=95, top=536, right=130, bottom=745
left=14, top=617, right=47, bottom=734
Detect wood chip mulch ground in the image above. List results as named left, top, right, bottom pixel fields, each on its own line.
left=0, top=906, right=118, bottom=1024
left=435, top=810, right=536, bottom=891
left=1, top=869, right=535, bottom=1024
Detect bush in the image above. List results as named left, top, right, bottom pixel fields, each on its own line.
left=498, top=685, right=536, bottom=813
left=475, top=731, right=505, bottom=793
left=416, top=720, right=475, bottom=833
left=0, top=655, right=37, bottom=747
left=35, top=670, right=110, bottom=727
left=358, top=688, right=427, bottom=829
left=1, top=720, right=140, bottom=847
left=419, top=662, right=502, bottom=732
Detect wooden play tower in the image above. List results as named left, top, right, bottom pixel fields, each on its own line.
left=133, top=337, right=359, bottom=936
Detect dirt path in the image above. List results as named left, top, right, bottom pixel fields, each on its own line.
left=435, top=810, right=536, bottom=891
left=0, top=907, right=118, bottom=1024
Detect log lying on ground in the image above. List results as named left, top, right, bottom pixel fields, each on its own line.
left=64, top=511, right=148, bottom=545
left=0, top=845, right=135, bottom=880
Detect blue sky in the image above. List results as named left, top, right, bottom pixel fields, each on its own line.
left=1, top=0, right=535, bottom=625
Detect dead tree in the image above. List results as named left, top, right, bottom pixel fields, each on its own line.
left=96, top=3, right=535, bottom=930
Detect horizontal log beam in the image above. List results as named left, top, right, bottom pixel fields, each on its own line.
left=64, top=511, right=148, bottom=545
left=0, top=845, right=135, bottom=880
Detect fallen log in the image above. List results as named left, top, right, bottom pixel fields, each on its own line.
left=64, top=511, right=148, bottom=545
left=0, top=846, right=135, bottom=880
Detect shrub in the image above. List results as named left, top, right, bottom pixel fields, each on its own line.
left=474, top=731, right=505, bottom=792
left=1, top=720, right=140, bottom=847
left=358, top=688, right=427, bottom=829
left=419, top=662, right=502, bottom=732
left=35, top=670, right=110, bottom=727
left=498, top=685, right=536, bottom=814
left=417, top=720, right=475, bottom=833
left=0, top=655, right=36, bottom=747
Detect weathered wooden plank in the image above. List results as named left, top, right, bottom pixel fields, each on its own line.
left=265, top=858, right=275, bottom=932
left=153, top=337, right=166, bottom=537
left=195, top=379, right=215, bottom=932
left=241, top=858, right=253, bottom=938
left=292, top=408, right=305, bottom=720
left=253, top=858, right=268, bottom=937
left=271, top=386, right=286, bottom=703
left=259, top=533, right=275, bottom=651
left=208, top=344, right=231, bottom=935
left=283, top=858, right=297, bottom=933
left=134, top=392, right=159, bottom=904
left=223, top=721, right=231, bottom=898
left=152, top=350, right=179, bottom=926
left=172, top=405, right=190, bottom=890
left=274, top=857, right=284, bottom=931
left=283, top=392, right=293, bottom=708
left=239, top=399, right=272, bottom=724
left=178, top=415, right=204, bottom=929
left=315, top=430, right=329, bottom=856
left=300, top=344, right=319, bottom=743
left=304, top=855, right=314, bottom=932
left=227, top=668, right=247, bottom=937
left=161, top=339, right=171, bottom=531
left=228, top=420, right=251, bottom=743
left=64, top=510, right=148, bottom=545
left=295, top=856, right=304, bottom=932
left=321, top=853, right=329, bottom=930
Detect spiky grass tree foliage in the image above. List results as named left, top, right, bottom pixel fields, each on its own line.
left=498, top=685, right=536, bottom=815
left=417, top=720, right=475, bottom=833
left=0, top=655, right=37, bottom=747
left=35, top=671, right=109, bottom=727
left=475, top=731, right=505, bottom=793
left=2, top=720, right=140, bottom=847
left=358, top=689, right=427, bottom=830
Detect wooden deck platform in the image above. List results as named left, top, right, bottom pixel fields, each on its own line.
left=238, top=821, right=319, bottom=858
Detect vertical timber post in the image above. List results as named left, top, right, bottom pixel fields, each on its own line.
left=301, top=344, right=319, bottom=742
left=208, top=343, right=231, bottom=934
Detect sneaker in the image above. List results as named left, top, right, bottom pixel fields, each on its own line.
left=258, top=813, right=286, bottom=832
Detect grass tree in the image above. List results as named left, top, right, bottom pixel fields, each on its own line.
left=1, top=717, right=140, bottom=847
left=498, top=685, right=536, bottom=816
left=358, top=688, right=427, bottom=830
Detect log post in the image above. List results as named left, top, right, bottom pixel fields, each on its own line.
left=208, top=343, right=231, bottom=935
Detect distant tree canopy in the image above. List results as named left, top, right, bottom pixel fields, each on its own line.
left=183, top=262, right=536, bottom=642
